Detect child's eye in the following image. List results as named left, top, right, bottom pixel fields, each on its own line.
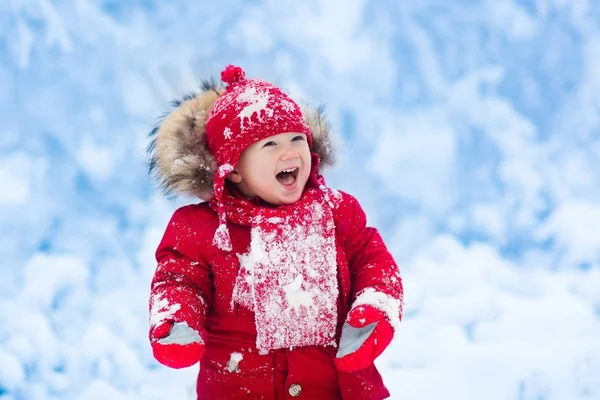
left=292, top=135, right=305, bottom=142
left=262, top=141, right=276, bottom=148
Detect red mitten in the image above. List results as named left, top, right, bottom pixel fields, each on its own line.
left=334, top=305, right=394, bottom=372
left=150, top=321, right=205, bottom=369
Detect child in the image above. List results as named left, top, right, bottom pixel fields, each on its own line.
left=147, top=65, right=403, bottom=400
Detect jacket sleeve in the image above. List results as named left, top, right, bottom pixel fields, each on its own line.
left=337, top=191, right=404, bottom=330
left=148, top=206, right=214, bottom=336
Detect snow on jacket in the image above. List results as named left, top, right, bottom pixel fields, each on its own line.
left=150, top=191, right=402, bottom=399
left=147, top=83, right=404, bottom=399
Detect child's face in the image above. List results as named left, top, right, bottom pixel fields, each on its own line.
left=229, top=132, right=312, bottom=205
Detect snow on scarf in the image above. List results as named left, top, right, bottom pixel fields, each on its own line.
left=212, top=180, right=339, bottom=353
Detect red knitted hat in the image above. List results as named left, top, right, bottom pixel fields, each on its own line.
left=206, top=65, right=312, bottom=250
left=206, top=65, right=312, bottom=167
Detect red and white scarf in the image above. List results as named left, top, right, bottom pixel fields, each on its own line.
left=212, top=178, right=340, bottom=353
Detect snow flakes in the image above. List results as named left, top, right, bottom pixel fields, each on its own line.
left=213, top=163, right=236, bottom=251
left=231, top=201, right=339, bottom=352
left=149, top=292, right=181, bottom=326
left=213, top=223, right=232, bottom=252
left=225, top=352, right=243, bottom=373
left=217, top=163, right=234, bottom=176
left=351, top=287, right=404, bottom=330
left=320, top=185, right=342, bottom=209
left=279, top=98, right=296, bottom=112
left=230, top=352, right=243, bottom=363
left=283, top=275, right=316, bottom=312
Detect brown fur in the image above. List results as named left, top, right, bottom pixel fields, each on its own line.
left=148, top=84, right=335, bottom=200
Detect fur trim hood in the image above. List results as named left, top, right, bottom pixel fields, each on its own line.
left=147, top=80, right=335, bottom=200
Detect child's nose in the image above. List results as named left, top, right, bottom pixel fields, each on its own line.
left=280, top=148, right=299, bottom=161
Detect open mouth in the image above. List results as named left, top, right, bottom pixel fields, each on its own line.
left=276, top=167, right=299, bottom=186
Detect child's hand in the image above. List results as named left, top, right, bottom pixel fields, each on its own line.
left=334, top=305, right=393, bottom=372
left=150, top=321, right=205, bottom=369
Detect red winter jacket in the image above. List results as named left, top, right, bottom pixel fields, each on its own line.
left=150, top=190, right=403, bottom=399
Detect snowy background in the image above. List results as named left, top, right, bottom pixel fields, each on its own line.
left=1, top=0, right=600, bottom=399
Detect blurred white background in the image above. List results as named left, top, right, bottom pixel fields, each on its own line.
left=1, top=1, right=599, bottom=399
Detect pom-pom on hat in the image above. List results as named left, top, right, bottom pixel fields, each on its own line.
left=205, top=65, right=312, bottom=250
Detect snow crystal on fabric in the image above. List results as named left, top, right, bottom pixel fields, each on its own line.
left=230, top=352, right=243, bottom=363
left=226, top=352, right=243, bottom=373
left=232, top=201, right=338, bottom=353
left=213, top=163, right=235, bottom=251
left=213, top=223, right=232, bottom=252
left=216, top=163, right=234, bottom=177
left=149, top=291, right=181, bottom=326
left=352, top=287, right=403, bottom=330
left=320, top=184, right=342, bottom=209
